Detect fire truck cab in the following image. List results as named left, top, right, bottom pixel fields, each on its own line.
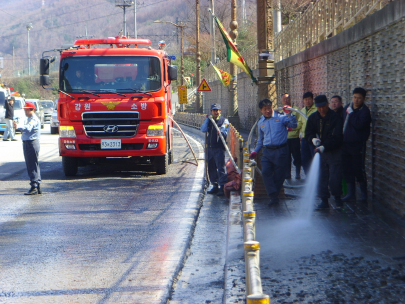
left=40, top=37, right=177, bottom=176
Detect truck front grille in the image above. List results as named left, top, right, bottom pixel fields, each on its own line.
left=78, top=143, right=144, bottom=151
left=82, top=111, right=139, bottom=138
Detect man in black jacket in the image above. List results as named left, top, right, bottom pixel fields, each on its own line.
left=342, top=87, right=371, bottom=203
left=201, top=103, right=230, bottom=196
left=3, top=96, right=17, bottom=141
left=305, top=95, right=344, bottom=209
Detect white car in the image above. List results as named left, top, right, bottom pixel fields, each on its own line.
left=13, top=97, right=26, bottom=132
left=50, top=101, right=59, bottom=134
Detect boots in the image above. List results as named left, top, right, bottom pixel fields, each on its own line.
left=37, top=184, right=42, bottom=194
left=24, top=186, right=38, bottom=195
left=316, top=198, right=329, bottom=209
left=216, top=186, right=225, bottom=196
left=295, top=167, right=301, bottom=180
left=207, top=184, right=219, bottom=194
left=359, top=182, right=367, bottom=203
left=342, top=182, right=356, bottom=202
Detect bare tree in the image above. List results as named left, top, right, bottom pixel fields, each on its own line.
left=273, top=0, right=313, bottom=25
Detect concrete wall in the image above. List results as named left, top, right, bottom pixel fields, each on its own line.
left=275, top=0, right=405, bottom=220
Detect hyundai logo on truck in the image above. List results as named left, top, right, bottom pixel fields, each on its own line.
left=104, top=125, right=118, bottom=133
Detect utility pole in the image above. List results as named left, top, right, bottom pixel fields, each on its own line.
left=256, top=0, right=274, bottom=102
left=134, top=0, right=137, bottom=38
left=229, top=0, right=239, bottom=127
left=209, top=0, right=216, bottom=64
left=26, top=23, right=33, bottom=76
left=153, top=20, right=185, bottom=86
left=115, top=0, right=134, bottom=37
left=195, top=0, right=201, bottom=113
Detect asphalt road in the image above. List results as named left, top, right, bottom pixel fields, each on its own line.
left=0, top=124, right=206, bottom=304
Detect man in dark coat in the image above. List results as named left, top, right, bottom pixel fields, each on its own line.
left=305, top=95, right=344, bottom=209
left=342, top=87, right=371, bottom=203
left=3, top=96, right=17, bottom=141
left=201, top=103, right=230, bottom=196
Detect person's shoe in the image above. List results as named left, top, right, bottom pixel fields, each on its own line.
left=358, top=182, right=367, bottom=203
left=335, top=196, right=343, bottom=208
left=268, top=197, right=279, bottom=207
left=24, top=186, right=38, bottom=195
left=37, top=184, right=42, bottom=194
left=216, top=187, right=225, bottom=196
left=207, top=185, right=219, bottom=194
left=3, top=139, right=9, bottom=141
left=11, top=139, right=18, bottom=141
left=315, top=198, right=329, bottom=209
left=342, top=182, right=356, bottom=202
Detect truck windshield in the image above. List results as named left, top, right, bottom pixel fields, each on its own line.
left=0, top=91, right=5, bottom=108
left=60, top=56, right=161, bottom=93
left=13, top=99, right=24, bottom=110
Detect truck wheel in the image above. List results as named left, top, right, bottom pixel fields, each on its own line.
left=155, top=154, right=168, bottom=175
left=62, top=156, right=78, bottom=176
left=50, top=126, right=58, bottom=134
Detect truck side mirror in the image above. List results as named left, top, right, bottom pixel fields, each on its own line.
left=168, top=66, right=177, bottom=81
left=40, top=75, right=51, bottom=86
left=40, top=58, right=50, bottom=75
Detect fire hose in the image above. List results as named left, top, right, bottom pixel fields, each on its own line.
left=169, top=117, right=199, bottom=166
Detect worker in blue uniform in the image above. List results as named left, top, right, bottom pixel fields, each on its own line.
left=250, top=99, right=297, bottom=206
left=21, top=102, right=42, bottom=195
left=201, top=103, right=230, bottom=197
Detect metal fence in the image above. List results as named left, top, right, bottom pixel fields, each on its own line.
left=274, top=0, right=392, bottom=62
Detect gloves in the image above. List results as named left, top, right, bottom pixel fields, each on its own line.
left=249, top=151, right=258, bottom=159
left=314, top=146, right=325, bottom=153
left=287, top=127, right=292, bottom=131
left=346, top=107, right=353, bottom=115
left=312, top=138, right=321, bottom=147
left=282, top=105, right=291, bottom=114
left=206, top=114, right=210, bottom=118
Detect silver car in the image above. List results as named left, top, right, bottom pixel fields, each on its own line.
left=50, top=101, right=59, bottom=134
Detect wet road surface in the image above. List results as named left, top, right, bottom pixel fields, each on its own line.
left=0, top=125, right=205, bottom=304
left=254, top=192, right=405, bottom=303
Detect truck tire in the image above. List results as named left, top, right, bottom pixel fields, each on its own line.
left=155, top=154, right=168, bottom=175
left=50, top=126, right=58, bottom=134
left=62, top=156, right=78, bottom=176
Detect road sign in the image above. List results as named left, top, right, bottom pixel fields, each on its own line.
left=197, top=79, right=211, bottom=92
left=178, top=86, right=187, bottom=104
left=169, top=55, right=176, bottom=61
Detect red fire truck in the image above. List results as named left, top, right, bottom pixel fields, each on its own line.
left=40, top=37, right=177, bottom=176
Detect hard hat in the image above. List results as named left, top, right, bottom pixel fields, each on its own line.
left=23, top=102, right=36, bottom=109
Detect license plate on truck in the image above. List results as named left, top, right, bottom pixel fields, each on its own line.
left=101, top=139, right=121, bottom=149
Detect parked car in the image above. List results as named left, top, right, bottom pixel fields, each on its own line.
left=50, top=101, right=59, bottom=134
left=13, top=97, right=26, bottom=133
left=25, top=99, right=45, bottom=129
left=39, top=100, right=54, bottom=123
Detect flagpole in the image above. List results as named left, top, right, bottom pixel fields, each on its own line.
left=229, top=0, right=239, bottom=129
left=196, top=0, right=201, bottom=113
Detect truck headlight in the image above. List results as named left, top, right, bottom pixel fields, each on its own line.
left=147, top=124, right=164, bottom=136
left=60, top=126, right=76, bottom=138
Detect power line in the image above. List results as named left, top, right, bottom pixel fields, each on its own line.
left=0, top=0, right=169, bottom=41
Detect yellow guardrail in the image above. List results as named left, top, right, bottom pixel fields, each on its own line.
left=174, top=112, right=269, bottom=303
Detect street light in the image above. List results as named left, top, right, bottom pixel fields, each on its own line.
left=115, top=0, right=134, bottom=37
left=153, top=20, right=186, bottom=86
left=26, top=23, right=33, bottom=76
